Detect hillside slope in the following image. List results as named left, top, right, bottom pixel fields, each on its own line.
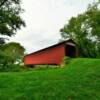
left=0, top=58, right=100, bottom=100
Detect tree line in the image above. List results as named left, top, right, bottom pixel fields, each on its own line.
left=0, top=0, right=25, bottom=71
left=60, top=1, right=100, bottom=58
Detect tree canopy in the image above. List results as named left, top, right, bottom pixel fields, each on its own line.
left=0, top=0, right=25, bottom=43
left=0, top=42, right=25, bottom=70
left=0, top=0, right=25, bottom=71
left=2, top=42, right=25, bottom=63
left=60, top=1, right=100, bottom=58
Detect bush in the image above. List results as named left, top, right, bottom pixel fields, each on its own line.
left=0, top=52, right=10, bottom=71
left=0, top=50, right=24, bottom=72
left=63, top=56, right=72, bottom=65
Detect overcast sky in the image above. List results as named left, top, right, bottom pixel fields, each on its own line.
left=9, top=0, right=94, bottom=53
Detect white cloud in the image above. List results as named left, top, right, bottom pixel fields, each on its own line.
left=9, top=0, right=94, bottom=53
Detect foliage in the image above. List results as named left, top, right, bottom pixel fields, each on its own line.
left=6, top=64, right=25, bottom=72
left=63, top=56, right=72, bottom=64
left=60, top=1, right=100, bottom=58
left=2, top=42, right=25, bottom=64
left=0, top=50, right=26, bottom=72
left=0, top=0, right=25, bottom=43
left=0, top=42, right=25, bottom=71
left=0, top=51, right=12, bottom=71
left=0, top=58, right=100, bottom=99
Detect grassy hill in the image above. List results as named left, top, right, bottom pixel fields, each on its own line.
left=0, top=58, right=100, bottom=100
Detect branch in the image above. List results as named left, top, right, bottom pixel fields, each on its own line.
left=0, top=0, right=8, bottom=8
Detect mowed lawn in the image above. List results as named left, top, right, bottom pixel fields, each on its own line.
left=0, top=58, right=100, bottom=100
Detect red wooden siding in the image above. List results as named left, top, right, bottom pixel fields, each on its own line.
left=24, top=43, right=65, bottom=65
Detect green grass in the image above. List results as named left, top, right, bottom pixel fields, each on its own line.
left=0, top=58, right=100, bottom=100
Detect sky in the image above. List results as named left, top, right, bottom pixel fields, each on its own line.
left=9, top=0, right=94, bottom=53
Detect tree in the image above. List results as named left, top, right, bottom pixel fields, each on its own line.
left=0, top=0, right=25, bottom=43
left=0, top=0, right=25, bottom=71
left=2, top=42, right=25, bottom=65
left=60, top=1, right=100, bottom=58
left=0, top=42, right=25, bottom=71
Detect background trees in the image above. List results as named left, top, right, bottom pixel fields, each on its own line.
left=60, top=1, right=100, bottom=58
left=2, top=42, right=25, bottom=64
left=0, top=0, right=25, bottom=71
left=0, top=0, right=25, bottom=43
left=0, top=42, right=25, bottom=71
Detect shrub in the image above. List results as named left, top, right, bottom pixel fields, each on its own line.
left=63, top=56, right=72, bottom=65
left=0, top=50, right=24, bottom=72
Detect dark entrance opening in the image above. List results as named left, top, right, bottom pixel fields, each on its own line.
left=65, top=45, right=76, bottom=58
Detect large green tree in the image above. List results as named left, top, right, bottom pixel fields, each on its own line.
left=2, top=42, right=25, bottom=64
left=0, top=42, right=25, bottom=71
left=60, top=1, right=100, bottom=58
left=0, top=0, right=25, bottom=43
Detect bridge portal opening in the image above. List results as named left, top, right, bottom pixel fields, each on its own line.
left=65, top=44, right=77, bottom=58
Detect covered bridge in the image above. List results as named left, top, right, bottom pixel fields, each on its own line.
left=24, top=39, right=78, bottom=66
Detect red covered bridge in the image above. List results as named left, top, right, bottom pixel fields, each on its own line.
left=24, top=39, right=78, bottom=66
